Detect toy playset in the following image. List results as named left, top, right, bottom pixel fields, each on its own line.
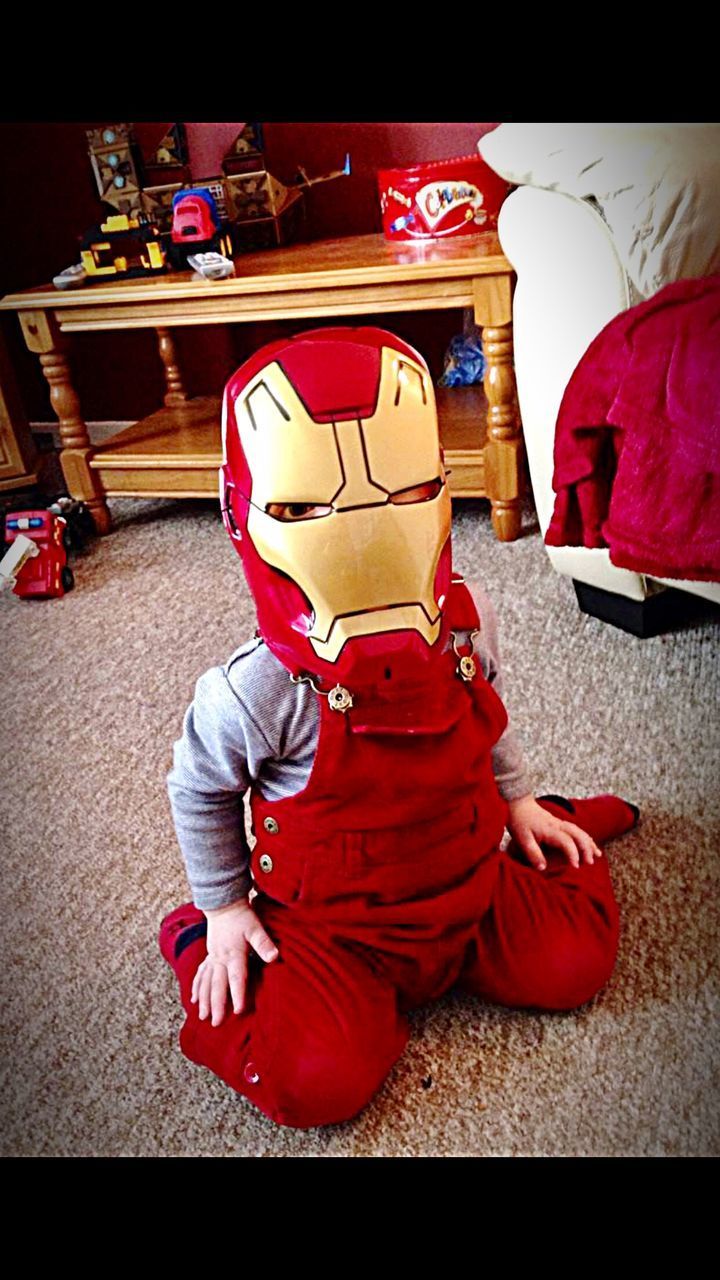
left=61, top=124, right=351, bottom=286
left=85, top=123, right=147, bottom=221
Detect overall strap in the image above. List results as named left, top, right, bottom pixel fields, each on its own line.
left=446, top=575, right=480, bottom=633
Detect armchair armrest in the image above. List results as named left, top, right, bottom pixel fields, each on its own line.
left=498, top=185, right=633, bottom=534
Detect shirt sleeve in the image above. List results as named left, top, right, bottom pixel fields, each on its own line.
left=167, top=663, right=266, bottom=911
left=467, top=581, right=533, bottom=802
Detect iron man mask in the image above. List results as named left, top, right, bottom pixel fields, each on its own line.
left=221, top=327, right=453, bottom=684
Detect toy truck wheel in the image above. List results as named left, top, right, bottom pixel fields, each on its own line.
left=61, top=566, right=74, bottom=592
left=168, top=244, right=183, bottom=271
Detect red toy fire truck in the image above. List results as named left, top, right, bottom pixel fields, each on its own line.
left=1, top=509, right=74, bottom=598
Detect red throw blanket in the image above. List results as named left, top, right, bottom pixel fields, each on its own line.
left=545, top=274, right=720, bottom=581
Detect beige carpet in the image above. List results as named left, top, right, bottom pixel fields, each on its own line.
left=1, top=493, right=718, bottom=1157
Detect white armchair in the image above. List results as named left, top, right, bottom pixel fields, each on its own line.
left=478, top=123, right=720, bottom=634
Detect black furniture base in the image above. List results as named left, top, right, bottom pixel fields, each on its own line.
left=573, top=580, right=719, bottom=638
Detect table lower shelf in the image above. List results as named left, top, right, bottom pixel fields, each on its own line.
left=88, top=386, right=491, bottom=499
left=89, top=396, right=224, bottom=497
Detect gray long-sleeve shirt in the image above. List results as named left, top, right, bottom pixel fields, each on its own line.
left=167, top=582, right=531, bottom=911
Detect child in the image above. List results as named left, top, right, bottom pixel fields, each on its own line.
left=159, top=326, right=638, bottom=1129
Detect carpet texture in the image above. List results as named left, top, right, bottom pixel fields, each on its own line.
left=1, top=494, right=718, bottom=1157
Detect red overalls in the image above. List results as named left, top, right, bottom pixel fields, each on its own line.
left=161, top=583, right=627, bottom=1129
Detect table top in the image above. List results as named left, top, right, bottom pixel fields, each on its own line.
left=0, top=231, right=510, bottom=312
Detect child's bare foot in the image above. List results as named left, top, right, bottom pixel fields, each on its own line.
left=159, top=902, right=206, bottom=968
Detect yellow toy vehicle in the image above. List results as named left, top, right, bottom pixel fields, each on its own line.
left=81, top=213, right=167, bottom=279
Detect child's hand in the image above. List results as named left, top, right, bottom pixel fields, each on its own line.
left=191, top=898, right=279, bottom=1027
left=506, top=794, right=602, bottom=872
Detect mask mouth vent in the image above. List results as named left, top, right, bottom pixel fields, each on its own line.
left=384, top=667, right=392, bottom=680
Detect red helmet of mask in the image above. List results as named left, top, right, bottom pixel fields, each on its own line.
left=220, top=326, right=453, bottom=686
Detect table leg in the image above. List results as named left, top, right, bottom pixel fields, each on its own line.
left=20, top=310, right=112, bottom=534
left=473, top=276, right=523, bottom=542
left=156, top=327, right=188, bottom=407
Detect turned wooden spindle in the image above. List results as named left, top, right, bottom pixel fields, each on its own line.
left=482, top=323, right=522, bottom=543
left=156, top=327, right=188, bottom=407
left=39, top=349, right=91, bottom=450
left=483, top=326, right=516, bottom=439
left=37, top=344, right=112, bottom=534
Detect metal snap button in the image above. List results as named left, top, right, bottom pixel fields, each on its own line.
left=459, top=654, right=477, bottom=682
left=243, top=1061, right=261, bottom=1085
left=263, top=816, right=280, bottom=834
left=258, top=854, right=273, bottom=874
left=328, top=684, right=353, bottom=712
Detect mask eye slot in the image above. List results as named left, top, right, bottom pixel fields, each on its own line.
left=265, top=502, right=333, bottom=521
left=388, top=478, right=443, bottom=506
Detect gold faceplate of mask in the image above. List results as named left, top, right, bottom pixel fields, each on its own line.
left=232, top=347, right=451, bottom=662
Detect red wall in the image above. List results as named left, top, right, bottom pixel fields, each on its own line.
left=0, top=122, right=498, bottom=422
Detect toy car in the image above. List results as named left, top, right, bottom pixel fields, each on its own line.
left=3, top=509, right=74, bottom=598
left=169, top=188, right=234, bottom=268
left=173, top=191, right=217, bottom=243
left=53, top=264, right=88, bottom=290
left=47, top=496, right=95, bottom=552
left=187, top=252, right=235, bottom=280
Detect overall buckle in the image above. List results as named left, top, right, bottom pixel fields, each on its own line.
left=450, top=629, right=480, bottom=682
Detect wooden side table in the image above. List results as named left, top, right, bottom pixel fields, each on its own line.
left=0, top=232, right=523, bottom=539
